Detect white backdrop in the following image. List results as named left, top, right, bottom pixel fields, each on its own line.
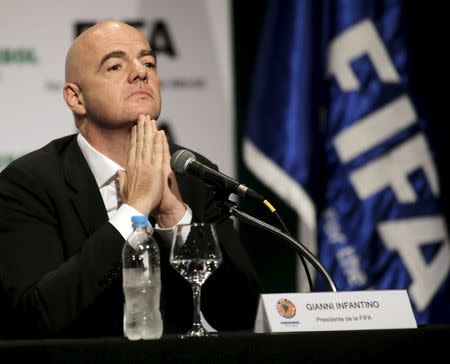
left=0, top=0, right=234, bottom=177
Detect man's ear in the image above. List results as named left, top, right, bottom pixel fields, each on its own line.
left=63, top=83, right=86, bottom=117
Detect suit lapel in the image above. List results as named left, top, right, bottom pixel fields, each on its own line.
left=62, top=136, right=108, bottom=236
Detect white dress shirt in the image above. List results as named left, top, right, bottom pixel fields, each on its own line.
left=76, top=133, right=192, bottom=245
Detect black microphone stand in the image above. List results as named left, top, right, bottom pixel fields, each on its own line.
left=213, top=190, right=337, bottom=293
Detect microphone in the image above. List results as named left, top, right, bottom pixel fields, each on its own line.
left=170, top=149, right=264, bottom=201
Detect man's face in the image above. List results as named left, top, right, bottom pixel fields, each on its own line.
left=75, top=23, right=161, bottom=128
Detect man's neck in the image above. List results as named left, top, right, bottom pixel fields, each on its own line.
left=79, top=121, right=130, bottom=167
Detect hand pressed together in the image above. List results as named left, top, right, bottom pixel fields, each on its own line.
left=117, top=114, right=186, bottom=227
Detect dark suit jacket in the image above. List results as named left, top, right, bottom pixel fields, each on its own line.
left=0, top=134, right=260, bottom=339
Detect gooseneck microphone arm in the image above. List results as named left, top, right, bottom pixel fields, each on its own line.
left=216, top=198, right=337, bottom=293
left=170, top=149, right=336, bottom=292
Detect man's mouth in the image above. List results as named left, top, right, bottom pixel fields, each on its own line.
left=128, top=90, right=152, bottom=99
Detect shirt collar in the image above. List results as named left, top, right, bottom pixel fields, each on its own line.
left=77, top=133, right=125, bottom=188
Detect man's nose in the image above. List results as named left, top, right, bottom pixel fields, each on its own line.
left=129, top=61, right=148, bottom=82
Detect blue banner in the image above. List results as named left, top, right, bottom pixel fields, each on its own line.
left=243, top=0, right=450, bottom=324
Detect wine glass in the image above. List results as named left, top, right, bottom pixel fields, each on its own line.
left=169, top=222, right=223, bottom=338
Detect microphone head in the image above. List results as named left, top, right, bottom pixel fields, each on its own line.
left=170, top=149, right=196, bottom=175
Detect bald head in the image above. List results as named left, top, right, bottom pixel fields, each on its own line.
left=65, top=20, right=149, bottom=83
left=63, top=19, right=161, bottom=129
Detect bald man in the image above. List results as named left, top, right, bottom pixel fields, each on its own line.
left=0, top=21, right=260, bottom=339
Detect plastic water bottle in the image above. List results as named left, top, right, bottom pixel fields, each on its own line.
left=122, top=215, right=163, bottom=340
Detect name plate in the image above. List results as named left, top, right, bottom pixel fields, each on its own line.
left=254, top=289, right=417, bottom=333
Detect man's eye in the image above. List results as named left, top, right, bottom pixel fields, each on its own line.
left=144, top=62, right=156, bottom=69
left=108, top=64, right=121, bottom=71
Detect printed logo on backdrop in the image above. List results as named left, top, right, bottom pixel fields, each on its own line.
left=0, top=48, right=38, bottom=65
left=0, top=48, right=39, bottom=84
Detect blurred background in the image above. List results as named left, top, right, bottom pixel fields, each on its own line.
left=1, top=0, right=449, bottom=325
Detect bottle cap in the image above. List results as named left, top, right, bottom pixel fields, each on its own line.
left=131, top=215, right=149, bottom=227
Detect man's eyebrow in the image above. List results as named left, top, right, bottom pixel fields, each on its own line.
left=139, top=49, right=157, bottom=63
left=98, top=50, right=126, bottom=70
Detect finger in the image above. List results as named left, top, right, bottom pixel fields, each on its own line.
left=136, top=114, right=145, bottom=162
left=146, top=118, right=158, bottom=164
left=152, top=131, right=164, bottom=169
left=128, top=123, right=137, bottom=168
left=161, top=130, right=171, bottom=169
left=143, top=116, right=153, bottom=164
left=151, top=118, right=157, bottom=135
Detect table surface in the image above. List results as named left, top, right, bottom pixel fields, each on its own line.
left=0, top=325, right=448, bottom=363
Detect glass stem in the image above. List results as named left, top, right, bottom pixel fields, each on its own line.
left=192, top=284, right=202, bottom=330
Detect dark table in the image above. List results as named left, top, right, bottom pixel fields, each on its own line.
left=0, top=325, right=448, bottom=363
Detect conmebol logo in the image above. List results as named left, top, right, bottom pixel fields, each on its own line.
left=276, top=298, right=296, bottom=319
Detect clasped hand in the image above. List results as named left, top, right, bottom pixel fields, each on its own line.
left=117, top=114, right=186, bottom=227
